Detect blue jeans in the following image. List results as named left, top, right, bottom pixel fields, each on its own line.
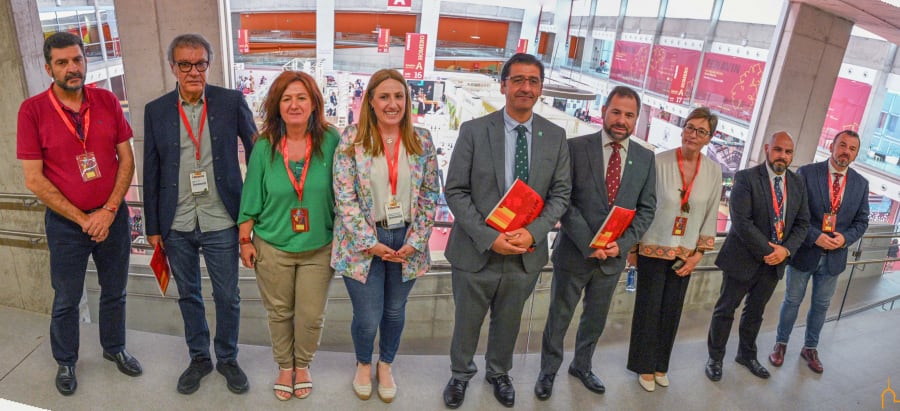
left=343, top=225, right=416, bottom=364
left=776, top=257, right=840, bottom=348
left=165, top=226, right=240, bottom=362
left=46, top=206, right=131, bottom=366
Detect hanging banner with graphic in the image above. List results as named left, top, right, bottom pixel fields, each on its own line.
left=517, top=39, right=528, bottom=53
left=818, top=77, right=871, bottom=147
left=609, top=40, right=651, bottom=88
left=238, top=29, right=249, bottom=54
left=403, top=33, right=427, bottom=80
left=378, top=28, right=391, bottom=53
left=644, top=45, right=701, bottom=102
left=694, top=53, right=766, bottom=122
left=387, top=0, right=412, bottom=10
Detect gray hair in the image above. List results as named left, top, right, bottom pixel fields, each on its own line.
left=167, top=33, right=213, bottom=65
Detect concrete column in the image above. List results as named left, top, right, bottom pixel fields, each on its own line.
left=745, top=2, right=853, bottom=168
left=420, top=0, right=440, bottom=77
left=316, top=0, right=334, bottom=72
left=520, top=4, right=540, bottom=55
left=549, top=0, right=573, bottom=69
left=113, top=0, right=224, bottom=183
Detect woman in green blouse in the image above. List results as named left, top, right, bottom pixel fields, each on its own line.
left=237, top=71, right=339, bottom=401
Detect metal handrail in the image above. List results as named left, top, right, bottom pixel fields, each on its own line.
left=0, top=229, right=45, bottom=244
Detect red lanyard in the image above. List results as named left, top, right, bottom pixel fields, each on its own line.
left=381, top=137, right=402, bottom=196
left=282, top=134, right=313, bottom=205
left=827, top=172, right=845, bottom=213
left=770, top=175, right=787, bottom=222
left=47, top=86, right=90, bottom=152
left=177, top=100, right=207, bottom=161
left=676, top=148, right=701, bottom=213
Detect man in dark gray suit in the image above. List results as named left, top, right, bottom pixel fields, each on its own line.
left=535, top=86, right=657, bottom=400
left=705, top=131, right=810, bottom=382
left=442, top=53, right=571, bottom=409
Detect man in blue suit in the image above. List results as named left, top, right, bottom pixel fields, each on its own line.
left=143, top=33, right=256, bottom=395
left=768, top=130, right=869, bottom=374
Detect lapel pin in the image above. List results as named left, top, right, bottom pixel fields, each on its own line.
left=538, top=131, right=543, bottom=137
left=628, top=160, right=632, bottom=165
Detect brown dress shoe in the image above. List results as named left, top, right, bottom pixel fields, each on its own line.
left=768, top=342, right=786, bottom=367
left=800, top=347, right=824, bottom=373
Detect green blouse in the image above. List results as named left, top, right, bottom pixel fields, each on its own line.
left=237, top=127, right=340, bottom=253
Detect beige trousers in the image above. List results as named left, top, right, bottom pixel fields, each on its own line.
left=253, top=238, right=333, bottom=369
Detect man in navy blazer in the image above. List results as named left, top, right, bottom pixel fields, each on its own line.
left=706, top=131, right=809, bottom=382
left=142, top=34, right=256, bottom=395
left=535, top=86, right=656, bottom=399
left=769, top=130, right=868, bottom=374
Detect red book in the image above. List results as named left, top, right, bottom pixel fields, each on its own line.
left=590, top=206, right=636, bottom=249
left=485, top=178, right=545, bottom=232
left=150, top=243, right=171, bottom=297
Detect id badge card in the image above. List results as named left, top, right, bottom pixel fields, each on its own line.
left=822, top=213, right=836, bottom=233
left=775, top=220, right=785, bottom=241
left=190, top=170, right=209, bottom=196
left=76, top=152, right=101, bottom=182
left=384, top=198, right=405, bottom=229
left=672, top=216, right=687, bottom=236
left=291, top=208, right=310, bottom=233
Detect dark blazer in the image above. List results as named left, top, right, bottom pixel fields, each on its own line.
left=143, top=85, right=257, bottom=240
left=789, top=161, right=869, bottom=275
left=715, top=163, right=810, bottom=280
left=444, top=110, right=571, bottom=274
left=551, top=133, right=657, bottom=275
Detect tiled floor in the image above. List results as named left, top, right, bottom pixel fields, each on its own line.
left=0, top=304, right=898, bottom=411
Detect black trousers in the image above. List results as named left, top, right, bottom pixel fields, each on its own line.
left=627, top=255, right=692, bottom=374
left=707, top=265, right=779, bottom=362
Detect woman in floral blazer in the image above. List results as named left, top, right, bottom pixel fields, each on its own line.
left=332, top=68, right=439, bottom=403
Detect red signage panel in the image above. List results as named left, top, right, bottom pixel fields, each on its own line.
left=818, top=77, right=871, bottom=147
left=378, top=28, right=391, bottom=53
left=517, top=39, right=528, bottom=53
left=694, top=53, right=766, bottom=122
left=645, top=45, right=701, bottom=100
left=388, top=0, right=412, bottom=9
left=238, top=29, right=249, bottom=54
left=609, top=40, right=651, bottom=88
left=403, top=33, right=427, bottom=80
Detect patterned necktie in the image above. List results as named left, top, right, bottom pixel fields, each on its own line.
left=514, top=125, right=529, bottom=183
left=606, top=142, right=622, bottom=206
left=773, top=175, right=784, bottom=243
left=832, top=173, right=843, bottom=211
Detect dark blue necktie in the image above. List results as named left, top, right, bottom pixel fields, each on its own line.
left=514, top=125, right=529, bottom=183
left=772, top=176, right=784, bottom=243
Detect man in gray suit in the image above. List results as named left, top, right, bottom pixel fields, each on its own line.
left=535, top=86, right=656, bottom=399
left=442, top=53, right=571, bottom=409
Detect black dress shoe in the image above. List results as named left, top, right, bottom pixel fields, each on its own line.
left=177, top=357, right=213, bottom=394
left=442, top=377, right=468, bottom=409
left=217, top=359, right=249, bottom=394
left=55, top=365, right=77, bottom=396
left=534, top=373, right=555, bottom=400
left=705, top=358, right=723, bottom=381
left=486, top=374, right=515, bottom=407
left=568, top=366, right=605, bottom=394
left=735, top=357, right=770, bottom=379
left=103, top=350, right=143, bottom=376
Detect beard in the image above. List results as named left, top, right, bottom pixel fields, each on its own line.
left=54, top=73, right=84, bottom=92
left=768, top=159, right=788, bottom=174
left=833, top=155, right=851, bottom=168
left=603, top=123, right=632, bottom=142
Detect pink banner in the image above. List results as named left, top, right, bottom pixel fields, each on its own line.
left=694, top=53, right=766, bottom=122
left=237, top=29, right=249, bottom=54
left=378, top=28, right=391, bottom=53
left=517, top=39, right=528, bottom=53
left=403, top=33, right=427, bottom=80
left=388, top=0, right=411, bottom=8
left=645, top=45, right=701, bottom=99
left=818, top=77, right=871, bottom=147
left=609, top=41, right=651, bottom=88
left=668, top=65, right=690, bottom=104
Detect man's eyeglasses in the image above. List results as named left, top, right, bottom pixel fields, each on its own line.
left=175, top=61, right=209, bottom=73
left=683, top=124, right=710, bottom=138
left=507, top=76, right=542, bottom=87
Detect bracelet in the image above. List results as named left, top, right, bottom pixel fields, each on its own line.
left=239, top=237, right=252, bottom=245
left=102, top=205, right=117, bottom=213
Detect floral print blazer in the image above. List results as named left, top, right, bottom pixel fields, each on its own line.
left=331, top=125, right=439, bottom=283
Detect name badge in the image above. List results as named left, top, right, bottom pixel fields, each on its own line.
left=672, top=216, right=687, bottom=236
left=384, top=198, right=405, bottom=229
left=76, top=152, right=101, bottom=182
left=190, top=170, right=209, bottom=196
left=822, top=213, right=836, bottom=233
left=291, top=208, right=309, bottom=233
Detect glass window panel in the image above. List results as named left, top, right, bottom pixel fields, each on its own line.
left=572, top=0, right=593, bottom=16
left=720, top=0, right=784, bottom=24
left=626, top=0, right=660, bottom=17
left=665, top=0, right=714, bottom=19
left=596, top=0, right=621, bottom=16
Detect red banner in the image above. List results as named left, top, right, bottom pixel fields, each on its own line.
left=387, top=0, right=412, bottom=9
left=694, top=53, right=766, bottom=122
left=237, top=29, right=249, bottom=54
left=378, top=28, right=391, bottom=53
left=403, top=33, right=427, bottom=80
left=818, top=77, right=871, bottom=147
left=668, top=65, right=690, bottom=104
left=645, top=45, right=700, bottom=100
left=516, top=39, right=528, bottom=53
left=609, top=40, right=651, bottom=88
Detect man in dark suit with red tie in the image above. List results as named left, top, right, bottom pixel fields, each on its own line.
left=705, top=131, right=810, bottom=382
left=768, top=130, right=868, bottom=374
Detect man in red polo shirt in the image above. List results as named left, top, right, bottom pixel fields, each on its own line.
left=17, top=32, right=142, bottom=396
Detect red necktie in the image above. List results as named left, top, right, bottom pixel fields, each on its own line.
left=832, top=173, right=842, bottom=211
left=606, top=142, right=622, bottom=206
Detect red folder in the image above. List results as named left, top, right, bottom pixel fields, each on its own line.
left=150, top=243, right=171, bottom=296
left=590, top=206, right=636, bottom=249
left=485, top=178, right=545, bottom=232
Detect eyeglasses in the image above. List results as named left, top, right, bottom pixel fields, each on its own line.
left=507, top=76, right=542, bottom=87
left=175, top=61, right=209, bottom=73
left=683, top=124, right=710, bottom=138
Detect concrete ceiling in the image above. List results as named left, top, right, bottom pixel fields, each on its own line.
left=801, top=0, right=900, bottom=45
